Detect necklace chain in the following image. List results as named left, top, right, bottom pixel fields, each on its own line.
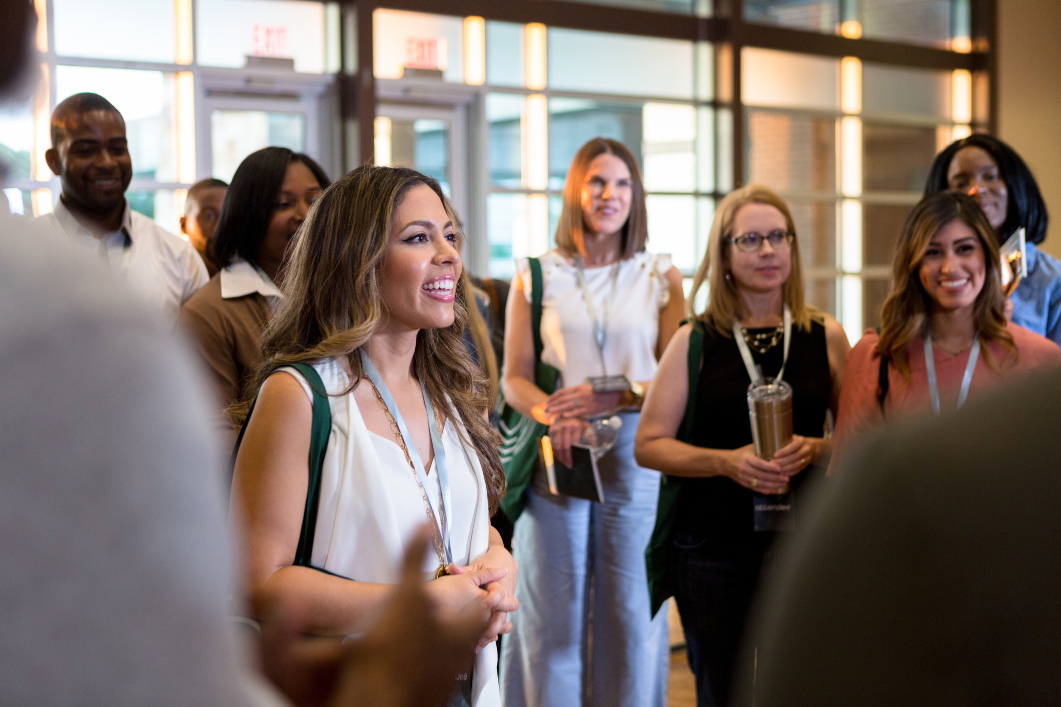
left=741, top=323, right=784, bottom=355
left=368, top=380, right=449, bottom=578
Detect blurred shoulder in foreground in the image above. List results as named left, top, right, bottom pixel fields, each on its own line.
left=750, top=367, right=1061, bottom=706
left=0, top=212, right=279, bottom=706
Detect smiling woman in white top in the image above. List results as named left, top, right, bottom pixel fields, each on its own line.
left=180, top=147, right=329, bottom=437
left=230, top=165, right=517, bottom=707
left=498, top=137, right=686, bottom=707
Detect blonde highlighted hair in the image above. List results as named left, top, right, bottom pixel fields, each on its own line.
left=877, top=190, right=1016, bottom=379
left=233, top=165, right=504, bottom=513
left=689, top=183, right=813, bottom=336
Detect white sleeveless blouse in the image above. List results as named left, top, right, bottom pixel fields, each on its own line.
left=516, top=250, right=673, bottom=388
left=280, top=358, right=500, bottom=707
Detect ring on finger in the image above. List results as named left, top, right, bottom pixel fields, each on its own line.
left=751, top=478, right=758, bottom=488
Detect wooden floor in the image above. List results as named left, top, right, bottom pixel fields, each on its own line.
left=668, top=650, right=697, bottom=707
left=666, top=599, right=697, bottom=706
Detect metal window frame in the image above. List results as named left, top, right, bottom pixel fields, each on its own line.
left=334, top=0, right=994, bottom=175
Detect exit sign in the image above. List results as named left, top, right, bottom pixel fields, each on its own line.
left=405, top=37, right=447, bottom=71
left=252, top=24, right=287, bottom=57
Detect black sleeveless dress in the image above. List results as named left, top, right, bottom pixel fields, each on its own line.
left=674, top=318, right=833, bottom=562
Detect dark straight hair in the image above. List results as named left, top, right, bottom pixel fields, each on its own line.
left=212, top=147, right=330, bottom=270
left=924, top=133, right=1049, bottom=245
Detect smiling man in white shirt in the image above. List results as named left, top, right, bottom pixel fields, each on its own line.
left=36, top=92, right=207, bottom=326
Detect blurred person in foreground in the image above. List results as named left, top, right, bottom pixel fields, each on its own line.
left=830, top=191, right=1061, bottom=474
left=230, top=165, right=516, bottom=706
left=180, top=148, right=328, bottom=435
left=926, top=133, right=1061, bottom=345
left=748, top=367, right=1061, bottom=706
left=181, top=177, right=228, bottom=276
left=0, top=2, right=490, bottom=705
left=635, top=184, right=849, bottom=707
left=37, top=91, right=207, bottom=326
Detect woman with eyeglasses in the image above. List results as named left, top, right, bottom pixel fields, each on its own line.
left=635, top=184, right=849, bottom=707
left=925, top=134, right=1061, bottom=346
left=830, top=191, right=1061, bottom=474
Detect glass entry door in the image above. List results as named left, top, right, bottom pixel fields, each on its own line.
left=197, top=68, right=335, bottom=183
left=375, top=102, right=469, bottom=243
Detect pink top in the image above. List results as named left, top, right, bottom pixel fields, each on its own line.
left=831, top=322, right=1061, bottom=474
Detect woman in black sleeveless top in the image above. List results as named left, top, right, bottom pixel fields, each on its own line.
left=635, top=184, right=849, bottom=707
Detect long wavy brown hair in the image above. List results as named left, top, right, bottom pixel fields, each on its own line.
left=877, top=190, right=1016, bottom=379
left=689, top=183, right=813, bottom=336
left=234, top=165, right=504, bottom=513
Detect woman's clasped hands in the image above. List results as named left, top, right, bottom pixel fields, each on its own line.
left=429, top=562, right=519, bottom=652
left=723, top=435, right=817, bottom=495
left=531, top=383, right=621, bottom=467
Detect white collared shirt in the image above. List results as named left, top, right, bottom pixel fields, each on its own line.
left=219, top=258, right=282, bottom=312
left=37, top=198, right=208, bottom=327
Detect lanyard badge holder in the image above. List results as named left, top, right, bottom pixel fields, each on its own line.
left=734, top=307, right=796, bottom=532
left=360, top=350, right=454, bottom=578
left=573, top=257, right=637, bottom=395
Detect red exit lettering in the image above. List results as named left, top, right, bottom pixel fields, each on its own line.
left=252, top=24, right=287, bottom=57
left=405, top=37, right=440, bottom=70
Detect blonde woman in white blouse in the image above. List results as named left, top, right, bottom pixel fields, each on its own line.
left=499, top=138, right=686, bottom=707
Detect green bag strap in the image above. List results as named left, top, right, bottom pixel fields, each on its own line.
left=646, top=319, right=706, bottom=617
left=529, top=256, right=545, bottom=362
left=232, top=362, right=332, bottom=568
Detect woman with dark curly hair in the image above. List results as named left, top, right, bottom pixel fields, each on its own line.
left=230, top=165, right=517, bottom=707
left=925, top=134, right=1061, bottom=345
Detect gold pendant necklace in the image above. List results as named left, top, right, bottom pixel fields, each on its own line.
left=741, top=323, right=784, bottom=355
left=369, top=381, right=449, bottom=579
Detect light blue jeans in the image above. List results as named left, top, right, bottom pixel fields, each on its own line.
left=500, top=412, right=669, bottom=707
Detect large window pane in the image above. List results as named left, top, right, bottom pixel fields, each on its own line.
left=53, top=0, right=176, bottom=63
left=487, top=94, right=523, bottom=188
left=372, top=10, right=464, bottom=82
left=862, top=277, right=891, bottom=331
left=863, top=203, right=912, bottom=267
left=862, top=0, right=952, bottom=48
left=199, top=0, right=328, bottom=74
left=864, top=123, right=937, bottom=193
left=742, top=48, right=839, bottom=112
left=863, top=64, right=951, bottom=121
left=647, top=195, right=697, bottom=271
left=789, top=200, right=837, bottom=271
left=747, top=110, right=836, bottom=194
left=548, top=29, right=695, bottom=100
left=549, top=99, right=643, bottom=191
left=0, top=102, right=34, bottom=181
left=55, top=66, right=176, bottom=182
left=487, top=193, right=525, bottom=278
left=744, top=0, right=839, bottom=33
left=806, top=278, right=837, bottom=317
left=643, top=103, right=696, bottom=193
left=486, top=22, right=523, bottom=88
left=211, top=110, right=305, bottom=183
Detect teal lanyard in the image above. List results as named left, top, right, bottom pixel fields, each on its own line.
left=923, top=331, right=980, bottom=415
left=359, top=349, right=453, bottom=567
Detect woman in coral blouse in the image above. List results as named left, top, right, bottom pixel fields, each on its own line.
left=831, top=191, right=1061, bottom=474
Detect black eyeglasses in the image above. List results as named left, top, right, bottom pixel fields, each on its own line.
left=726, top=230, right=794, bottom=253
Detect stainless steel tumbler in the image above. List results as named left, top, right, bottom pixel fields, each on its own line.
left=747, top=379, right=793, bottom=461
